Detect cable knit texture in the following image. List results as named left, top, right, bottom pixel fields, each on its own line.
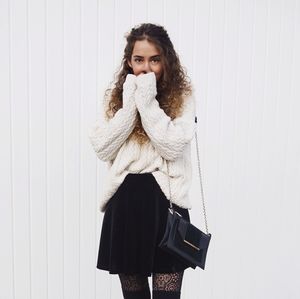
left=88, top=72, right=197, bottom=213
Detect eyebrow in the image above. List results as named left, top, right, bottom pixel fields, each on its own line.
left=133, top=55, right=161, bottom=58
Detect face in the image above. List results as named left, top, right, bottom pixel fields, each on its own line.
left=127, top=39, right=164, bottom=81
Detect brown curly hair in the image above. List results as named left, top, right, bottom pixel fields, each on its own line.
left=103, top=23, right=193, bottom=145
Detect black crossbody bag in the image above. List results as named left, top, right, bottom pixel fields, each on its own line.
left=158, top=116, right=212, bottom=270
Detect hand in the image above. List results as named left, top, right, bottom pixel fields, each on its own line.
left=135, top=72, right=157, bottom=98
left=123, top=73, right=136, bottom=87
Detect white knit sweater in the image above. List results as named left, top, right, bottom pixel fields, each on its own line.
left=88, top=72, right=197, bottom=213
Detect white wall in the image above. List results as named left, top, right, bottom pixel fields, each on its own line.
left=1, top=0, right=300, bottom=298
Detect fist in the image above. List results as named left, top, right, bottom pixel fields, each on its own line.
left=135, top=72, right=157, bottom=98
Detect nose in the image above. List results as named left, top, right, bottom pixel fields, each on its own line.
left=141, top=61, right=151, bottom=73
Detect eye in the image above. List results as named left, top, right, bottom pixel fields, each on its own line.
left=151, top=58, right=160, bottom=64
left=133, top=58, right=161, bottom=64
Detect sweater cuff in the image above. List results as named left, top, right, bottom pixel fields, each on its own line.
left=134, top=85, right=196, bottom=160
left=135, top=72, right=157, bottom=105
left=123, top=74, right=137, bottom=108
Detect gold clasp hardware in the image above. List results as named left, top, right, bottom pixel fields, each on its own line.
left=175, top=211, right=182, bottom=217
left=168, top=208, right=182, bottom=217
left=183, top=239, right=200, bottom=251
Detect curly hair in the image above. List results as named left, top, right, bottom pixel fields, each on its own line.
left=103, top=23, right=193, bottom=145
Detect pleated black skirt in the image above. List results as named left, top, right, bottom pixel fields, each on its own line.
left=96, top=172, right=192, bottom=277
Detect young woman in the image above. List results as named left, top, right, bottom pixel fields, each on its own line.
left=89, top=23, right=197, bottom=299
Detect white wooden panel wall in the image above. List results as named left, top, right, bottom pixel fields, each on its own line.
left=1, top=0, right=299, bottom=298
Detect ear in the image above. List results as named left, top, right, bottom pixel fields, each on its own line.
left=127, top=59, right=132, bottom=68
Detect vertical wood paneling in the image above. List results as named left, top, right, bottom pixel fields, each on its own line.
left=253, top=1, right=287, bottom=296
left=80, top=1, right=99, bottom=298
left=174, top=3, right=198, bottom=298
left=28, top=0, right=48, bottom=297
left=46, top=0, right=64, bottom=297
left=147, top=0, right=164, bottom=26
left=0, top=0, right=14, bottom=298
left=95, top=1, right=115, bottom=298
left=63, top=0, right=82, bottom=298
left=9, top=0, right=31, bottom=298
left=284, top=3, right=300, bottom=295
left=176, top=0, right=195, bottom=79
left=164, top=0, right=180, bottom=54
left=132, top=0, right=148, bottom=28
left=246, top=1, right=271, bottom=296
left=204, top=1, right=226, bottom=295
left=227, top=0, right=254, bottom=298
left=186, top=1, right=210, bottom=297
left=1, top=0, right=300, bottom=298
left=257, top=1, right=297, bottom=296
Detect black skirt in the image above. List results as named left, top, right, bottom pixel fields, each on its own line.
left=96, top=172, right=192, bottom=277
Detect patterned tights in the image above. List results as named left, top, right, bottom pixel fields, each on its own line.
left=118, top=271, right=184, bottom=299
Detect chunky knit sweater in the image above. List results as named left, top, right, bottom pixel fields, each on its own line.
left=88, top=71, right=197, bottom=213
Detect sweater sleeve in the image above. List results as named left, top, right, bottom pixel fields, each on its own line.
left=88, top=74, right=138, bottom=162
left=134, top=72, right=197, bottom=161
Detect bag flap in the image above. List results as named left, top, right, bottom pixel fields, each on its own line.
left=177, top=220, right=202, bottom=250
left=177, top=218, right=188, bottom=239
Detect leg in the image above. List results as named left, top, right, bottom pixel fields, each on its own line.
left=152, top=271, right=184, bottom=299
left=118, top=273, right=151, bottom=299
